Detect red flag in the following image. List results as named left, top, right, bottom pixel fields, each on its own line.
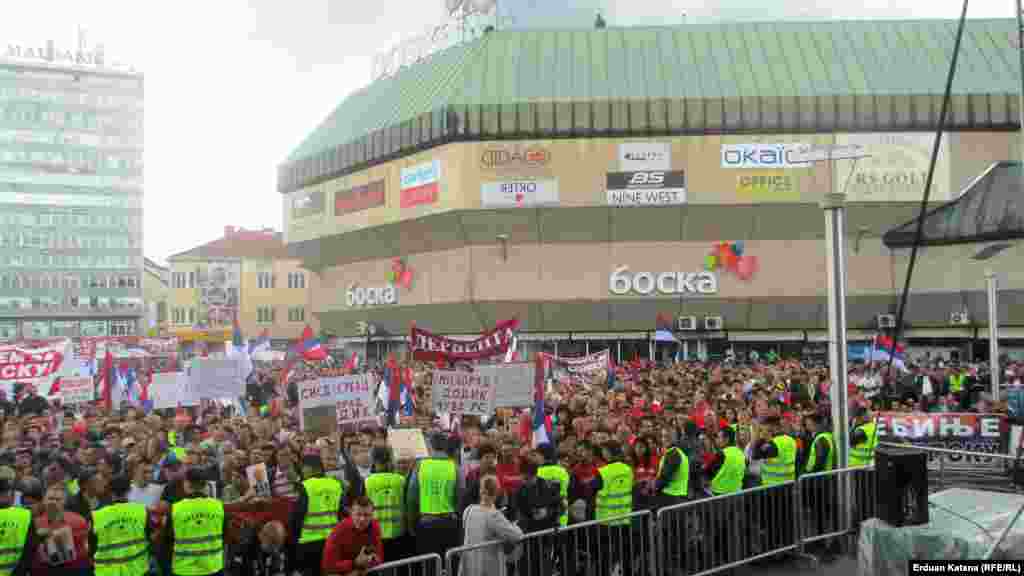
left=301, top=325, right=314, bottom=342
left=387, top=355, right=400, bottom=406
left=100, top=349, right=114, bottom=411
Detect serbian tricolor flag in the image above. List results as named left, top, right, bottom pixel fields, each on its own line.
left=342, top=352, right=360, bottom=373
left=300, top=325, right=327, bottom=362
left=401, top=365, right=415, bottom=416
left=100, top=349, right=114, bottom=412
left=532, top=353, right=549, bottom=447
left=385, top=354, right=401, bottom=426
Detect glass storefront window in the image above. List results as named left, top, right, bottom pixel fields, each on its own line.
left=0, top=322, right=16, bottom=340
left=110, top=320, right=135, bottom=336
left=52, top=321, right=78, bottom=337
left=559, top=340, right=586, bottom=357
left=620, top=340, right=650, bottom=362
left=81, top=320, right=108, bottom=337
left=22, top=321, right=51, bottom=339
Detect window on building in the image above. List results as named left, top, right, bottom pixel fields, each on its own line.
left=257, top=307, right=276, bottom=324
left=258, top=272, right=277, bottom=289
left=288, top=307, right=305, bottom=323
left=288, top=272, right=306, bottom=289
left=188, top=271, right=196, bottom=288
left=110, top=320, right=135, bottom=336
left=188, top=308, right=196, bottom=324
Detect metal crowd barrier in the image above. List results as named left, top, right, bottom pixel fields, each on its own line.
left=445, top=510, right=656, bottom=576
left=367, top=553, right=443, bottom=576
left=799, top=466, right=877, bottom=549
left=657, top=481, right=800, bottom=576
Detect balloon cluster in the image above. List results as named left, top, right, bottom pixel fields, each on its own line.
left=390, top=258, right=414, bottom=290
left=705, top=241, right=759, bottom=281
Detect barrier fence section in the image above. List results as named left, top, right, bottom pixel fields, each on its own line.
left=445, top=510, right=656, bottom=576
left=367, top=553, right=443, bottom=576
left=799, top=466, right=877, bottom=548
left=657, top=481, right=799, bottom=576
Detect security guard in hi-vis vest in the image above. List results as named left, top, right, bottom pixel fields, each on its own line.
left=90, top=474, right=151, bottom=576
left=654, top=427, right=690, bottom=509
left=161, top=468, right=227, bottom=576
left=0, top=477, right=34, bottom=576
left=587, top=442, right=635, bottom=576
left=701, top=427, right=748, bottom=568
left=849, top=407, right=878, bottom=468
left=751, top=417, right=796, bottom=548
left=406, top=433, right=462, bottom=564
left=708, top=427, right=746, bottom=496
left=535, top=444, right=570, bottom=527
left=800, top=412, right=841, bottom=562
left=364, top=447, right=407, bottom=563
left=289, top=453, right=343, bottom=576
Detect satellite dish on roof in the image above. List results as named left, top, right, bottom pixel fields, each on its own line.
left=470, top=0, right=495, bottom=13
left=446, top=0, right=464, bottom=15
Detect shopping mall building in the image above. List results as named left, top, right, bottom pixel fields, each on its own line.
left=278, top=18, right=1024, bottom=363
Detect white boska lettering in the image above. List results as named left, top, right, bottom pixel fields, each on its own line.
left=346, top=283, right=397, bottom=307
left=609, top=266, right=718, bottom=296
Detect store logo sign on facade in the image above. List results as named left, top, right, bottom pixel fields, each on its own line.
left=619, top=142, right=670, bottom=171
left=721, top=144, right=811, bottom=169
left=606, top=171, right=687, bottom=206
left=346, top=258, right=414, bottom=308
left=609, top=266, right=718, bottom=296
left=480, top=179, right=559, bottom=208
left=480, top=145, right=550, bottom=169
left=399, top=160, right=441, bottom=208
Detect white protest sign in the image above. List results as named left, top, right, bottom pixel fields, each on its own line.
left=190, top=358, right=243, bottom=399
left=151, top=372, right=196, bottom=409
left=60, top=377, right=94, bottom=405
left=476, top=363, right=533, bottom=408
left=431, top=370, right=496, bottom=417
left=388, top=428, right=430, bottom=461
left=298, top=374, right=376, bottom=432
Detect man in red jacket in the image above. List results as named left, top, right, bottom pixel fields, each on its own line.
left=321, top=496, right=383, bottom=576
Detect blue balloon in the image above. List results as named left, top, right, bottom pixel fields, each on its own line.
left=732, top=241, right=745, bottom=256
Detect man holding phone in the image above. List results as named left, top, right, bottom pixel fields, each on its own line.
left=321, top=496, right=382, bottom=576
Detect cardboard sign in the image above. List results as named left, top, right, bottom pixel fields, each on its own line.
left=388, top=428, right=429, bottom=461
left=431, top=370, right=496, bottom=416
left=298, top=375, right=376, bottom=432
left=60, top=377, right=94, bottom=405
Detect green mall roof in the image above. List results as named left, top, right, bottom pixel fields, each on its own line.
left=281, top=18, right=1022, bottom=191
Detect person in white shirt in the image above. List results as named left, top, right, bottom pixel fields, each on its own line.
left=125, top=456, right=163, bottom=508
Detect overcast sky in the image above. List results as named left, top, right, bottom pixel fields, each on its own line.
left=0, top=0, right=1016, bottom=264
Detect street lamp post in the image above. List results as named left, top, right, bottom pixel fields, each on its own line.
left=986, top=270, right=1001, bottom=401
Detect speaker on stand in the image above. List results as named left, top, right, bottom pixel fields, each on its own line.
left=876, top=445, right=929, bottom=527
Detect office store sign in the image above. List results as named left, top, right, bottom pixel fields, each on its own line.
left=609, top=266, right=718, bottom=296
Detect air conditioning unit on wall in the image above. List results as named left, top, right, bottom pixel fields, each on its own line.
left=677, top=316, right=697, bottom=331
left=950, top=311, right=970, bottom=326
left=877, top=314, right=896, bottom=330
left=705, top=316, right=724, bottom=331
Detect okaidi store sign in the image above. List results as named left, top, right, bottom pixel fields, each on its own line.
left=721, top=144, right=811, bottom=169
left=400, top=160, right=441, bottom=208
left=609, top=266, right=718, bottom=296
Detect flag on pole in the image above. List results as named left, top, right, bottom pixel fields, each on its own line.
left=385, top=355, right=400, bottom=426
left=401, top=365, right=415, bottom=416
left=249, top=329, right=270, bottom=355
left=300, top=325, right=328, bottom=362
left=532, top=353, right=549, bottom=447
left=100, top=349, right=114, bottom=412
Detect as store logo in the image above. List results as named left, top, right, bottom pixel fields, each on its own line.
left=480, top=146, right=550, bottom=169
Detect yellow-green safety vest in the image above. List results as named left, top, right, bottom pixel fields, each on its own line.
left=168, top=430, right=177, bottom=447
left=93, top=502, right=150, bottom=576
left=170, top=497, right=224, bottom=576
left=0, top=507, right=29, bottom=576
left=365, top=473, right=405, bottom=540
left=950, top=373, right=966, bottom=394
left=66, top=478, right=80, bottom=497
left=711, top=446, right=746, bottom=495
left=171, top=448, right=187, bottom=462
left=595, top=462, right=633, bottom=526
left=805, top=432, right=835, bottom=473
left=850, top=422, right=878, bottom=467
left=537, top=464, right=570, bottom=526
left=299, top=477, right=343, bottom=544
left=657, top=447, right=689, bottom=498
left=418, top=459, right=456, bottom=515
left=761, top=435, right=796, bottom=486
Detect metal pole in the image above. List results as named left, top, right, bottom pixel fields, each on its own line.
left=1017, top=0, right=1024, bottom=162
left=823, top=192, right=852, bottom=543
left=987, top=270, right=1001, bottom=401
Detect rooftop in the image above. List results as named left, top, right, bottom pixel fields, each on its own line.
left=280, top=18, right=1022, bottom=193
left=168, top=226, right=290, bottom=262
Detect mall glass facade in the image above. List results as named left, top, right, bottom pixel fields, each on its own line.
left=0, top=60, right=144, bottom=340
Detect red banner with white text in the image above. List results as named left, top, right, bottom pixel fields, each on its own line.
left=0, top=340, right=71, bottom=397
left=410, top=319, right=520, bottom=363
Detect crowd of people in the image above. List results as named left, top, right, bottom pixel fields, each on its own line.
left=0, top=351, right=1017, bottom=576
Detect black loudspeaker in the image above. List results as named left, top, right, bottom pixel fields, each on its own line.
left=876, top=445, right=929, bottom=527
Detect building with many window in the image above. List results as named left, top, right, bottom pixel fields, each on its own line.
left=143, top=257, right=168, bottom=335
left=0, top=40, right=144, bottom=340
left=280, top=18, right=1024, bottom=364
left=167, top=226, right=318, bottom=345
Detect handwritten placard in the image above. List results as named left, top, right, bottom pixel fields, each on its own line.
left=61, top=377, right=94, bottom=405
left=431, top=370, right=496, bottom=416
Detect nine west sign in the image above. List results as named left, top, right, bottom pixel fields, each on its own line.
left=5, top=43, right=105, bottom=67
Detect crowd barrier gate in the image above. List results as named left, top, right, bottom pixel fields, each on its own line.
left=445, top=510, right=656, bottom=576
left=367, top=553, right=443, bottom=576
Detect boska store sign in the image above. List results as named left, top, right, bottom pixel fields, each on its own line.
left=609, top=266, right=718, bottom=296
left=346, top=283, right=397, bottom=307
